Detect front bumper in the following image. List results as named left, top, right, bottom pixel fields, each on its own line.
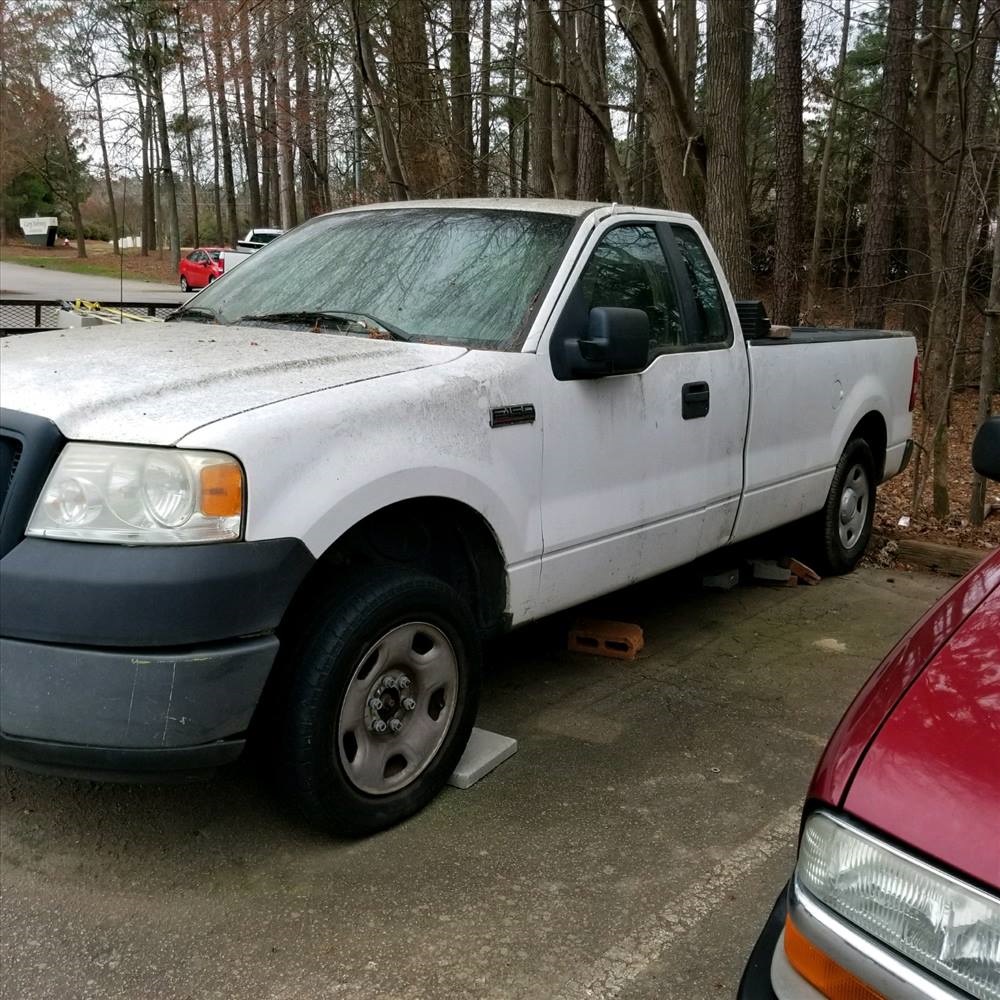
left=0, top=634, right=278, bottom=780
left=739, top=876, right=971, bottom=1000
left=738, top=887, right=786, bottom=1000
left=0, top=530, right=315, bottom=778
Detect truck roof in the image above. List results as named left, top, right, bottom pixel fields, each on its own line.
left=325, top=197, right=695, bottom=223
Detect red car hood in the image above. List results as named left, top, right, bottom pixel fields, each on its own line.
left=844, top=583, right=1000, bottom=887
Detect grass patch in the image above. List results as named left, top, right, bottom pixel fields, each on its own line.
left=4, top=255, right=157, bottom=282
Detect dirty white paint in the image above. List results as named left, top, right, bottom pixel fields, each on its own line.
left=551, top=805, right=801, bottom=999
left=0, top=324, right=466, bottom=445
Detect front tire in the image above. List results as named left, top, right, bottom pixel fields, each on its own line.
left=815, top=438, right=876, bottom=575
left=279, top=567, right=481, bottom=836
left=180, top=276, right=190, bottom=292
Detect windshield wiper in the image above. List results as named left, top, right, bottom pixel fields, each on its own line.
left=234, top=310, right=411, bottom=341
left=167, top=306, right=219, bottom=324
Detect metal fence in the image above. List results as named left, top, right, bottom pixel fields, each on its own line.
left=0, top=299, right=182, bottom=336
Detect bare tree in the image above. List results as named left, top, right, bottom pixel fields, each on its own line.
left=853, top=0, right=917, bottom=328
left=704, top=0, right=753, bottom=296
left=805, top=0, right=851, bottom=320
left=773, top=0, right=803, bottom=324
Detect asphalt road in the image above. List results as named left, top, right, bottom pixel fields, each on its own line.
left=0, top=260, right=192, bottom=304
left=0, top=565, right=950, bottom=1000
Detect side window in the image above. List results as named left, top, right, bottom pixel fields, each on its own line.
left=670, top=226, right=730, bottom=344
left=580, top=225, right=682, bottom=353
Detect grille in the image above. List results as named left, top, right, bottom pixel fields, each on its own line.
left=0, top=435, right=23, bottom=511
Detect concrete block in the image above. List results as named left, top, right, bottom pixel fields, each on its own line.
left=702, top=568, right=740, bottom=591
left=750, top=559, right=792, bottom=583
left=448, top=727, right=518, bottom=789
left=568, top=618, right=644, bottom=660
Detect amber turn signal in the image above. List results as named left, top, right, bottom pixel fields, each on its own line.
left=200, top=462, right=244, bottom=517
left=784, top=916, right=886, bottom=1000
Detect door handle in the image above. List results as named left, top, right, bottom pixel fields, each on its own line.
left=682, top=381, right=710, bottom=420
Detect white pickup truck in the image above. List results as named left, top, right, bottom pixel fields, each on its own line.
left=219, top=227, right=283, bottom=274
left=0, top=199, right=917, bottom=834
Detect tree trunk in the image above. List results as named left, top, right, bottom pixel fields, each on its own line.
left=478, top=0, right=492, bottom=196
left=353, top=0, right=408, bottom=200
left=199, top=14, right=223, bottom=242
left=506, top=0, right=523, bottom=197
left=210, top=7, right=240, bottom=245
left=240, top=4, right=261, bottom=227
left=136, top=81, right=152, bottom=255
left=616, top=0, right=704, bottom=213
left=528, top=0, right=554, bottom=196
left=805, top=0, right=850, bottom=320
left=853, top=0, right=917, bottom=328
left=575, top=1, right=606, bottom=200
left=450, top=0, right=475, bottom=195
left=276, top=0, right=299, bottom=225
left=675, top=0, right=697, bottom=112
left=384, top=0, right=439, bottom=196
left=92, top=73, right=119, bottom=254
left=151, top=32, right=180, bottom=272
left=175, top=8, right=199, bottom=248
left=772, top=0, right=803, bottom=325
left=70, top=191, right=86, bottom=258
left=970, top=177, right=999, bottom=523
left=704, top=0, right=753, bottom=297
left=294, top=0, right=318, bottom=218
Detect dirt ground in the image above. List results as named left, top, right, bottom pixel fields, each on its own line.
left=0, top=566, right=950, bottom=1000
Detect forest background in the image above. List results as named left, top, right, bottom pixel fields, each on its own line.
left=1, top=0, right=998, bottom=539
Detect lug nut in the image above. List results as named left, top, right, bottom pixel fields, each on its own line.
left=389, top=718, right=403, bottom=733
left=402, top=697, right=416, bottom=712
left=383, top=676, right=398, bottom=690
left=369, top=697, right=383, bottom=711
left=372, top=719, right=388, bottom=734
left=397, top=676, right=411, bottom=691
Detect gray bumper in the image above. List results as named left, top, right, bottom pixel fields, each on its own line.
left=0, top=635, right=277, bottom=776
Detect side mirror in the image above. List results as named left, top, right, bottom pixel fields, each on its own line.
left=550, top=284, right=650, bottom=381
left=972, top=416, right=1000, bottom=482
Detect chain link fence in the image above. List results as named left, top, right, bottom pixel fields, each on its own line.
left=0, top=299, right=182, bottom=335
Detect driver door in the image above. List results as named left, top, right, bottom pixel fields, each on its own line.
left=536, top=217, right=749, bottom=615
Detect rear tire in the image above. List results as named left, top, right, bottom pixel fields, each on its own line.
left=279, top=567, right=481, bottom=836
left=180, top=276, right=190, bottom=292
left=814, top=438, right=876, bottom=575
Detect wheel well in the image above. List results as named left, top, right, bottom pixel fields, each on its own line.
left=289, top=498, right=508, bottom=636
left=850, top=411, right=887, bottom=480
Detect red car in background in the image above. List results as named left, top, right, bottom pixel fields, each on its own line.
left=740, top=416, right=1000, bottom=1000
left=179, top=247, right=225, bottom=291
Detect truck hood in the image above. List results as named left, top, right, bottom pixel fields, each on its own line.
left=0, top=322, right=467, bottom=445
left=844, top=573, right=1000, bottom=888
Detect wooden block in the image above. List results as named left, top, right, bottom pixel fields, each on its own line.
left=894, top=538, right=988, bottom=577
left=568, top=618, right=644, bottom=661
left=785, top=575, right=799, bottom=587
left=788, top=558, right=821, bottom=585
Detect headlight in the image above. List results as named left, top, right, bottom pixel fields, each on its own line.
left=797, top=811, right=1000, bottom=999
left=27, top=443, right=244, bottom=544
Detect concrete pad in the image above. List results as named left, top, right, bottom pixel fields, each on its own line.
left=448, top=727, right=518, bottom=789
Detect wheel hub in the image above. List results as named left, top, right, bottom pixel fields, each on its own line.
left=365, top=671, right=416, bottom=734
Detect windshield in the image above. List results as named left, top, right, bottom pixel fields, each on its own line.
left=175, top=208, right=576, bottom=348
